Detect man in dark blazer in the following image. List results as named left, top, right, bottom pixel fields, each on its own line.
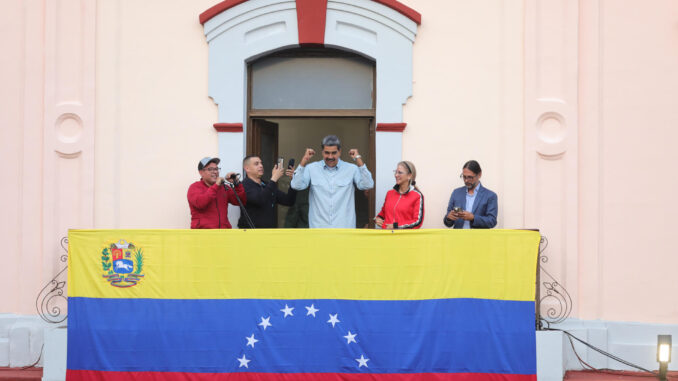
left=443, top=160, right=498, bottom=229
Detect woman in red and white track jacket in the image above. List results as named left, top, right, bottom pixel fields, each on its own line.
left=375, top=161, right=424, bottom=229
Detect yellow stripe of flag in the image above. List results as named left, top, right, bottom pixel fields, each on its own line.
left=68, top=229, right=540, bottom=302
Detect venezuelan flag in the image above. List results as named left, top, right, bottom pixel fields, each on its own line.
left=67, top=229, right=540, bottom=380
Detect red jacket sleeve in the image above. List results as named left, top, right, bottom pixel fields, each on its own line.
left=187, top=182, right=218, bottom=210
left=399, top=190, right=425, bottom=229
left=226, top=183, right=247, bottom=206
left=377, top=195, right=387, bottom=219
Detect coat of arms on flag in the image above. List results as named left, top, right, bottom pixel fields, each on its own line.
left=101, top=239, right=144, bottom=288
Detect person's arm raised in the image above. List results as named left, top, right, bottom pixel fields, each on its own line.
left=291, top=148, right=314, bottom=191
left=350, top=149, right=374, bottom=190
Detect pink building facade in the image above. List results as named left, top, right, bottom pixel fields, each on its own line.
left=1, top=0, right=677, bottom=378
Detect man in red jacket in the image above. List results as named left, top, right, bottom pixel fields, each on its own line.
left=187, top=157, right=247, bottom=229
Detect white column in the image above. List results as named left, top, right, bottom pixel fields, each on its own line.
left=217, top=128, right=245, bottom=227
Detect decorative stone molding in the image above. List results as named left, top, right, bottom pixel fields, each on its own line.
left=214, top=123, right=244, bottom=133
left=376, top=123, right=407, bottom=132
left=43, top=0, right=96, bottom=307
left=524, top=0, right=579, bottom=317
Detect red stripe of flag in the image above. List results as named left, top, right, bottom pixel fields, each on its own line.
left=67, top=370, right=536, bottom=381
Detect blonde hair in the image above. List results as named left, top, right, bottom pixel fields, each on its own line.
left=398, top=161, right=419, bottom=190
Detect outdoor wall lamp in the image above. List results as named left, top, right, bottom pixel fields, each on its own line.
left=657, top=334, right=672, bottom=381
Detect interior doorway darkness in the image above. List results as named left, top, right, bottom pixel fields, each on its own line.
left=247, top=118, right=375, bottom=228
left=246, top=47, right=377, bottom=228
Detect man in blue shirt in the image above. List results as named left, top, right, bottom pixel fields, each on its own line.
left=290, top=135, right=374, bottom=228
left=443, top=160, right=498, bottom=229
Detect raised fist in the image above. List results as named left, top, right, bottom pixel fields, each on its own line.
left=301, top=148, right=316, bottom=166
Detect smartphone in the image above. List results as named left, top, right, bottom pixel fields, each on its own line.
left=453, top=207, right=463, bottom=213
left=277, top=157, right=284, bottom=168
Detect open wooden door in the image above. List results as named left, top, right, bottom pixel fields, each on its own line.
left=249, top=119, right=279, bottom=182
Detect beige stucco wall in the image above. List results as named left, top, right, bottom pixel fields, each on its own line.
left=404, top=1, right=525, bottom=230
left=1, top=1, right=31, bottom=314
left=95, top=0, right=219, bottom=229
left=576, top=0, right=678, bottom=323
left=1, top=0, right=677, bottom=324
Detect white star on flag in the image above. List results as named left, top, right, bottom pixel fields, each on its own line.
left=280, top=304, right=295, bottom=318
left=246, top=334, right=258, bottom=348
left=344, top=331, right=357, bottom=344
left=305, top=304, right=319, bottom=317
left=258, top=316, right=272, bottom=330
left=356, top=354, right=369, bottom=368
left=327, top=313, right=340, bottom=327
left=237, top=354, right=251, bottom=368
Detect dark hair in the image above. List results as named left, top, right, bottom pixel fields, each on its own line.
left=321, top=135, right=341, bottom=150
left=242, top=155, right=258, bottom=166
left=462, top=160, right=482, bottom=175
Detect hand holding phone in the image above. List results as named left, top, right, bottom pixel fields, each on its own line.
left=271, top=158, right=285, bottom=182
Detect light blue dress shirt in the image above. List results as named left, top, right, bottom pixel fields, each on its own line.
left=291, top=159, right=374, bottom=228
left=463, top=183, right=481, bottom=229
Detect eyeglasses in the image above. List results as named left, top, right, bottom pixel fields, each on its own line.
left=393, top=170, right=408, bottom=175
left=460, top=174, right=476, bottom=181
left=204, top=167, right=221, bottom=172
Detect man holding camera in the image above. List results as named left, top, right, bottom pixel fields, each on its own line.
left=443, top=160, right=497, bottom=229
left=238, top=155, right=296, bottom=228
left=187, top=156, right=247, bottom=229
left=290, top=135, right=374, bottom=228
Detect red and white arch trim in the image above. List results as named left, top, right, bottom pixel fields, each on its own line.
left=200, top=0, right=420, bottom=44
left=200, top=0, right=420, bottom=221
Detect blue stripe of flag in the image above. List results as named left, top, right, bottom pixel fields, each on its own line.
left=67, top=297, right=536, bottom=375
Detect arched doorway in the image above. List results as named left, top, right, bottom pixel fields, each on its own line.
left=200, top=0, right=420, bottom=226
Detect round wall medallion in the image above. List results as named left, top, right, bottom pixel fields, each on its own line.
left=536, top=112, right=566, bottom=144
left=55, top=113, right=83, bottom=143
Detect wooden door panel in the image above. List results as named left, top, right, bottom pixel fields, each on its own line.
left=250, top=119, right=279, bottom=181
